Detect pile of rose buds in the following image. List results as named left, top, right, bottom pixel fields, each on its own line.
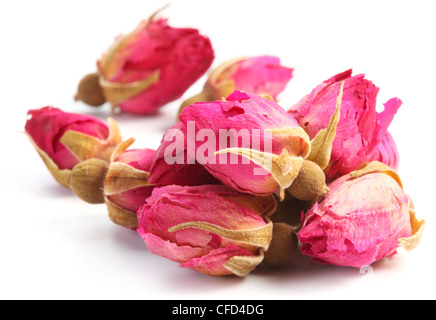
left=24, top=8, right=425, bottom=277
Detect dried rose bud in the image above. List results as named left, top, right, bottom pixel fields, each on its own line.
left=76, top=8, right=214, bottom=114
left=137, top=185, right=277, bottom=276
left=179, top=87, right=344, bottom=201
left=178, top=55, right=293, bottom=116
left=25, top=107, right=121, bottom=188
left=288, top=69, right=401, bottom=181
left=148, top=122, right=222, bottom=187
left=298, top=162, right=425, bottom=268
left=103, top=139, right=156, bottom=228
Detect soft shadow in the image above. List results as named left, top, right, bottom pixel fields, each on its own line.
left=253, top=250, right=360, bottom=285
left=110, top=226, right=148, bottom=252
left=164, top=267, right=246, bottom=293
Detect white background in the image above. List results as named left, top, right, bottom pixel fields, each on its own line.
left=1, top=0, right=435, bottom=300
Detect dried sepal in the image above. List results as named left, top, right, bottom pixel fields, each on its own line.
left=26, top=134, right=71, bottom=188
left=110, top=137, right=136, bottom=162
left=69, top=159, right=109, bottom=204
left=225, top=252, right=266, bottom=277
left=105, top=198, right=139, bottom=229
left=177, top=91, right=210, bottom=118
left=215, top=148, right=304, bottom=200
left=350, top=161, right=403, bottom=188
left=104, top=162, right=151, bottom=196
left=399, top=207, right=425, bottom=251
left=99, top=70, right=160, bottom=109
left=60, top=118, right=122, bottom=163
left=307, top=81, right=344, bottom=170
left=265, top=127, right=311, bottom=158
left=169, top=221, right=273, bottom=250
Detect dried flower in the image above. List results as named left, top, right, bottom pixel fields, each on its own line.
left=137, top=185, right=277, bottom=276
left=76, top=8, right=214, bottom=114
left=148, top=122, right=221, bottom=187
left=298, top=162, right=425, bottom=268
left=178, top=86, right=344, bottom=201
left=25, top=107, right=121, bottom=188
left=288, top=69, right=402, bottom=181
left=178, top=55, right=293, bottom=116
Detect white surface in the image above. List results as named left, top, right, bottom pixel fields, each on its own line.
left=1, top=0, right=435, bottom=300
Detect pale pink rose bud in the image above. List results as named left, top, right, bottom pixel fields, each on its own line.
left=288, top=69, right=402, bottom=181
left=298, top=162, right=425, bottom=268
left=178, top=90, right=343, bottom=201
left=137, top=185, right=277, bottom=276
left=25, top=107, right=122, bottom=188
left=76, top=8, right=214, bottom=114
left=178, top=55, right=293, bottom=116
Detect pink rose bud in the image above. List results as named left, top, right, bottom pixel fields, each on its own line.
left=148, top=122, right=222, bottom=187
left=298, top=162, right=425, bottom=268
left=177, top=89, right=344, bottom=201
left=76, top=7, right=214, bottom=115
left=288, top=69, right=402, bottom=181
left=137, top=185, right=277, bottom=276
left=178, top=55, right=294, bottom=116
left=25, top=106, right=121, bottom=188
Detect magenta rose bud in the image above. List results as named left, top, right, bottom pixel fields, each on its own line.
left=298, top=162, right=425, bottom=268
left=148, top=122, right=222, bottom=187
left=178, top=91, right=321, bottom=200
left=77, top=9, right=214, bottom=115
left=288, top=69, right=402, bottom=181
left=25, top=106, right=122, bottom=187
left=178, top=55, right=293, bottom=116
left=137, top=185, right=277, bottom=276
left=365, top=131, right=399, bottom=171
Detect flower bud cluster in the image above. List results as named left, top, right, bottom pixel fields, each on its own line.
left=24, top=7, right=424, bottom=278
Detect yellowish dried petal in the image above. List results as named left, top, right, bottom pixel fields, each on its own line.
left=307, top=81, right=344, bottom=170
